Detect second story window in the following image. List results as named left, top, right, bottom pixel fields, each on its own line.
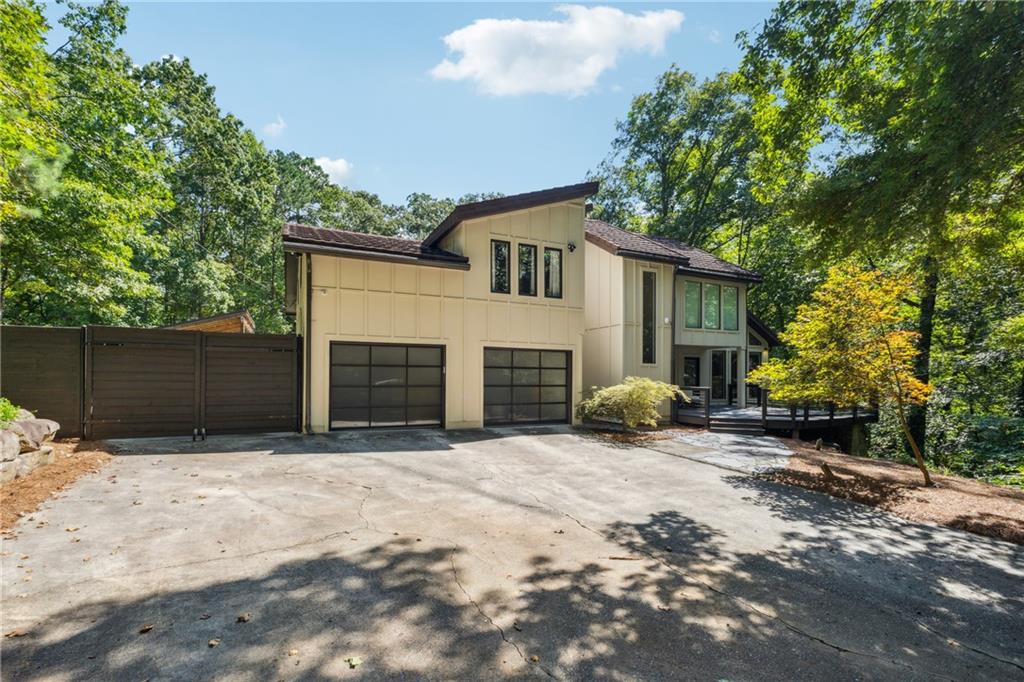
left=518, top=244, right=537, bottom=296
left=703, top=283, right=721, bottom=330
left=723, top=286, right=739, bottom=331
left=491, top=240, right=510, bottom=294
left=684, top=281, right=701, bottom=329
left=642, top=270, right=656, bottom=364
left=544, top=248, right=562, bottom=298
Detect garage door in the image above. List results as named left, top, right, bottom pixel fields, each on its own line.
left=329, top=342, right=444, bottom=429
left=483, top=348, right=570, bottom=425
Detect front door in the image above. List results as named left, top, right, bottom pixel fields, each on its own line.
left=682, top=356, right=701, bottom=387
left=711, top=350, right=727, bottom=401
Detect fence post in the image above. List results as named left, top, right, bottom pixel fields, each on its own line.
left=828, top=402, right=835, bottom=427
left=761, top=389, right=768, bottom=428
left=703, top=388, right=711, bottom=428
left=83, top=326, right=93, bottom=440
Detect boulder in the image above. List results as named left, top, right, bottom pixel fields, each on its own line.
left=15, top=408, right=35, bottom=421
left=9, top=418, right=60, bottom=453
left=1, top=430, right=20, bottom=462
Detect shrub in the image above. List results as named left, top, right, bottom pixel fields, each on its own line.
left=576, top=377, right=683, bottom=429
left=0, top=397, right=21, bottom=429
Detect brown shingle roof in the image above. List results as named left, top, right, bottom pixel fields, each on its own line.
left=282, top=223, right=469, bottom=268
left=584, top=219, right=761, bottom=282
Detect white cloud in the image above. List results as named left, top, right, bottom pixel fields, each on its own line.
left=430, top=5, right=684, bottom=97
left=315, top=156, right=354, bottom=185
left=708, top=29, right=722, bottom=44
left=262, top=114, right=287, bottom=138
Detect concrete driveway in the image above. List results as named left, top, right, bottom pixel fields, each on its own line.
left=2, top=427, right=1022, bottom=681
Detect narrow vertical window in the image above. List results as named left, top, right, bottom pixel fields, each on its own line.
left=642, top=270, right=656, bottom=364
left=518, top=244, right=537, bottom=296
left=491, top=240, right=510, bottom=294
left=544, top=248, right=562, bottom=298
left=684, top=281, right=701, bottom=329
left=723, top=286, right=739, bottom=331
left=703, top=283, right=720, bottom=329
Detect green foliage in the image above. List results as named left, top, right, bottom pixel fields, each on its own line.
left=577, top=377, right=682, bottom=430
left=1, top=1, right=498, bottom=334
left=0, top=398, right=21, bottom=429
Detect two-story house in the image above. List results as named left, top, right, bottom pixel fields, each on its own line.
left=283, top=182, right=774, bottom=431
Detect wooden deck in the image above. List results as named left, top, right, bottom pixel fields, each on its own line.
left=674, top=402, right=878, bottom=435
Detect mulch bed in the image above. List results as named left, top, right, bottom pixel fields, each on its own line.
left=768, top=440, right=1024, bottom=545
left=1, top=439, right=113, bottom=534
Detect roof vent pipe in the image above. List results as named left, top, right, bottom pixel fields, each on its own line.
left=585, top=202, right=593, bottom=216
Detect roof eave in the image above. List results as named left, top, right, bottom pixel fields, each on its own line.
left=283, top=238, right=471, bottom=271
left=674, top=265, right=762, bottom=284
left=424, top=181, right=599, bottom=248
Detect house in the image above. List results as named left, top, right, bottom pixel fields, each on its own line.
left=164, top=309, right=256, bottom=334
left=282, top=182, right=774, bottom=432
left=582, top=219, right=774, bottom=416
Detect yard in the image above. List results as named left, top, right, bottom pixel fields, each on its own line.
left=2, top=427, right=1022, bottom=680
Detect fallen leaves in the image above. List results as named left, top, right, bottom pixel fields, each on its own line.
left=138, top=624, right=154, bottom=634
left=344, top=656, right=362, bottom=669
left=4, top=630, right=28, bottom=638
left=236, top=613, right=251, bottom=623
left=208, top=639, right=221, bottom=648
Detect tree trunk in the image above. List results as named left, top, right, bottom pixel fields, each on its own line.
left=908, top=253, right=938, bottom=455
left=896, top=394, right=932, bottom=486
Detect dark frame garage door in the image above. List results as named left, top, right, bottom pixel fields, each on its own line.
left=483, top=348, right=571, bottom=425
left=329, top=342, right=445, bottom=429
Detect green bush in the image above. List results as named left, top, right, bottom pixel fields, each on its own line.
left=0, top=397, right=21, bottom=429
left=576, top=377, right=683, bottom=429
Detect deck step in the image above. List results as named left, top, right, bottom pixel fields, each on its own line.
left=708, top=421, right=765, bottom=436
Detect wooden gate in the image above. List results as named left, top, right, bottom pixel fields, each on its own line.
left=1, top=325, right=300, bottom=439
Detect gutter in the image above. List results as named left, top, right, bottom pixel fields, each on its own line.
left=283, top=241, right=470, bottom=270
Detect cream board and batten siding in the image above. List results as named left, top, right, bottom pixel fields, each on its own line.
left=581, top=245, right=676, bottom=417
left=301, top=200, right=587, bottom=432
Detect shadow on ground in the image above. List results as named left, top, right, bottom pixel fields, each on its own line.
left=6, top=505, right=1023, bottom=680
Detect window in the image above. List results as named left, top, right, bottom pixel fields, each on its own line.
left=544, top=248, right=562, bottom=298
left=517, top=244, right=537, bottom=296
left=723, top=286, right=739, bottom=331
left=684, top=281, right=702, bottom=329
left=703, top=283, right=720, bottom=330
left=642, top=270, right=656, bottom=364
left=491, top=240, right=510, bottom=294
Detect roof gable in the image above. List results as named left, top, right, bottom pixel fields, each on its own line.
left=423, top=181, right=599, bottom=248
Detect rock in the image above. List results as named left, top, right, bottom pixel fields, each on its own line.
left=15, top=409, right=34, bottom=421
left=9, top=419, right=60, bottom=453
left=0, top=461, right=16, bottom=484
left=1, top=431, right=19, bottom=462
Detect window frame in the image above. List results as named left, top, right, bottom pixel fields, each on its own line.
left=641, top=269, right=657, bottom=364
left=517, top=243, right=538, bottom=297
left=543, top=247, right=563, bottom=299
left=722, top=285, right=739, bottom=331
left=683, top=280, right=702, bottom=329
left=703, top=283, right=721, bottom=330
left=490, top=239, right=511, bottom=295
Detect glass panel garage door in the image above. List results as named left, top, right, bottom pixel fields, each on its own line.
left=483, top=348, right=570, bottom=425
left=329, top=342, right=444, bottom=429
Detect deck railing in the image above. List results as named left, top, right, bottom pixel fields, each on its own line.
left=677, top=387, right=878, bottom=431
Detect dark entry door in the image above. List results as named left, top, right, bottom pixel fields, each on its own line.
left=483, top=348, right=570, bottom=425
left=329, top=342, right=444, bottom=429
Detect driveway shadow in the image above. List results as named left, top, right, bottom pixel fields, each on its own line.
left=7, top=508, right=1023, bottom=680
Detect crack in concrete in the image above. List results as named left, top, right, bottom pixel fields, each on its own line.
left=448, top=546, right=557, bottom=680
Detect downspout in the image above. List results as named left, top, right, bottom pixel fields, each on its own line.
left=304, top=253, right=313, bottom=434
left=670, top=266, right=678, bottom=423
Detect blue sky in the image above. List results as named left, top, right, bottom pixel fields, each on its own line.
left=49, top=2, right=776, bottom=205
